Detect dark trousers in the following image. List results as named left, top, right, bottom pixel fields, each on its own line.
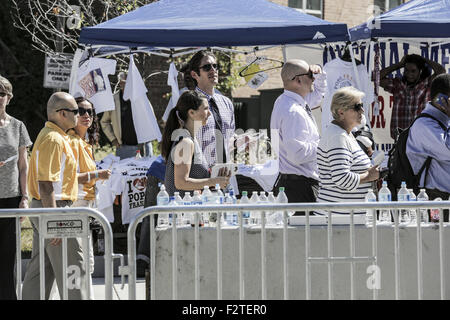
left=235, top=174, right=264, bottom=199
left=0, top=196, right=21, bottom=300
left=273, top=174, right=318, bottom=216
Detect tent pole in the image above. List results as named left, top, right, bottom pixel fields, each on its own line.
left=282, top=45, right=287, bottom=62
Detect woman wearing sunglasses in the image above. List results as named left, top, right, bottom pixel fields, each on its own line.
left=315, top=86, right=379, bottom=215
left=69, top=97, right=111, bottom=298
left=0, top=75, right=32, bottom=299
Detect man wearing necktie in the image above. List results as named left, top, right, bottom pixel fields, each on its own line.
left=270, top=59, right=326, bottom=214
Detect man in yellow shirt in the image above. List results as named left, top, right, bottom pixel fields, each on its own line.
left=23, top=92, right=89, bottom=300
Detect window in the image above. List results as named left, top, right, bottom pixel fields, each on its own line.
left=373, top=0, right=404, bottom=13
left=288, top=0, right=323, bottom=18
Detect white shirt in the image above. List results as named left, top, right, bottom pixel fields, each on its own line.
left=322, top=57, right=374, bottom=133
left=123, top=55, right=162, bottom=143
left=270, top=90, right=320, bottom=180
left=71, top=57, right=117, bottom=113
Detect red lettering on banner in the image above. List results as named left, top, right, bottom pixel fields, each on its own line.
left=371, top=96, right=386, bottom=128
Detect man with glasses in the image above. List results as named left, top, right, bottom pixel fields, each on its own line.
left=270, top=59, right=326, bottom=213
left=380, top=54, right=445, bottom=140
left=23, top=92, right=89, bottom=300
left=189, top=51, right=235, bottom=167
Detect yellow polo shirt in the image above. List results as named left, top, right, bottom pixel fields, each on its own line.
left=28, top=121, right=78, bottom=202
left=69, top=131, right=96, bottom=201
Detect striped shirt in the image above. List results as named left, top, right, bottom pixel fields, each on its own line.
left=195, top=87, right=235, bottom=167
left=28, top=121, right=78, bottom=202
left=316, top=123, right=371, bottom=215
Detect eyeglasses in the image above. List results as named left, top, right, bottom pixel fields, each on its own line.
left=291, top=70, right=313, bottom=80
left=199, top=63, right=218, bottom=72
left=78, top=107, right=93, bottom=117
left=350, top=103, right=364, bottom=112
left=0, top=92, right=8, bottom=97
left=56, top=108, right=79, bottom=115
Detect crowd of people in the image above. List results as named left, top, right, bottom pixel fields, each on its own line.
left=0, top=49, right=449, bottom=300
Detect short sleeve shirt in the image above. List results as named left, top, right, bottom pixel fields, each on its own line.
left=28, top=122, right=78, bottom=201
left=0, top=116, right=32, bottom=198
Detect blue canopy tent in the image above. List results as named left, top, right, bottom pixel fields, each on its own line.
left=78, top=0, right=350, bottom=49
left=349, top=0, right=450, bottom=41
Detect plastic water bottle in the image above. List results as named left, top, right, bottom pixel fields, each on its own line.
left=276, top=187, right=290, bottom=223
left=267, top=192, right=277, bottom=226
left=430, top=198, right=442, bottom=223
left=202, top=186, right=214, bottom=225
left=407, top=189, right=417, bottom=223
left=365, top=188, right=377, bottom=227
left=182, top=192, right=193, bottom=225
left=239, top=191, right=251, bottom=226
left=156, top=184, right=170, bottom=226
left=378, top=181, right=392, bottom=223
left=215, top=183, right=224, bottom=204
left=250, top=191, right=260, bottom=225
left=174, top=192, right=184, bottom=225
left=191, top=190, right=204, bottom=227
left=397, top=182, right=410, bottom=224
left=417, top=189, right=429, bottom=223
left=168, top=196, right=177, bottom=225
left=229, top=190, right=238, bottom=225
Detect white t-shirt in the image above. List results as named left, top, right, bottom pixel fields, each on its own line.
left=71, top=57, right=116, bottom=113
left=322, top=58, right=374, bottom=133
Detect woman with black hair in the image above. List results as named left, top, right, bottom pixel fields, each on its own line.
left=162, top=90, right=230, bottom=197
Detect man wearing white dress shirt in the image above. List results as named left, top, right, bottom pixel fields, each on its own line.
left=270, top=59, right=326, bottom=214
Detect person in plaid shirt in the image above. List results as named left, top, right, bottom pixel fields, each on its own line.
left=189, top=51, right=235, bottom=167
left=380, top=54, right=445, bottom=140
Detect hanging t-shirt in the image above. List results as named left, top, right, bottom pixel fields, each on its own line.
left=322, top=57, right=374, bottom=133
left=71, top=57, right=116, bottom=113
left=123, top=55, right=162, bottom=143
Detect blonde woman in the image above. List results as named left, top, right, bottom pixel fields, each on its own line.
left=316, top=86, right=379, bottom=215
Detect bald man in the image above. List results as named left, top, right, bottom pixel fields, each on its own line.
left=23, top=92, right=89, bottom=300
left=270, top=59, right=326, bottom=214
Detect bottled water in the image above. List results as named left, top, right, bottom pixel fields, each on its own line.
left=267, top=192, right=278, bottom=226
left=174, top=192, right=184, bottom=226
left=191, top=190, right=204, bottom=227
left=250, top=191, right=260, bottom=225
left=229, top=190, right=238, bottom=225
left=397, top=181, right=410, bottom=224
left=239, top=191, right=251, bottom=226
left=223, top=192, right=238, bottom=226
left=277, top=187, right=290, bottom=223
left=215, top=183, right=224, bottom=204
left=365, top=188, right=377, bottom=227
left=202, top=186, right=215, bottom=225
left=407, top=189, right=417, bottom=223
left=259, top=192, right=268, bottom=225
left=156, top=184, right=170, bottom=226
left=417, top=189, right=429, bottom=223
left=430, top=198, right=442, bottom=223
left=168, top=196, right=177, bottom=225
left=182, top=192, right=193, bottom=225
left=378, top=181, right=392, bottom=223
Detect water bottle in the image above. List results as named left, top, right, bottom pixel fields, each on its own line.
left=239, top=191, right=251, bottom=226
left=397, top=182, right=410, bottom=224
left=202, top=186, right=214, bottom=225
left=168, top=196, right=177, bottom=225
left=156, top=184, right=170, bottom=226
left=191, top=190, right=204, bottom=227
left=365, top=188, right=377, bottom=227
left=267, top=192, right=277, bottom=226
left=250, top=191, right=260, bottom=225
left=430, top=198, right=442, bottom=223
left=277, top=187, right=290, bottom=223
left=173, top=192, right=184, bottom=226
left=417, top=189, right=429, bottom=223
left=135, top=149, right=142, bottom=159
left=229, top=190, right=238, bottom=225
left=378, top=181, right=392, bottom=223
left=215, top=183, right=224, bottom=204
left=182, top=192, right=193, bottom=225
left=407, top=189, right=417, bottom=223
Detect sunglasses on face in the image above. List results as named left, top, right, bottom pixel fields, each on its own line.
left=291, top=70, right=313, bottom=80
left=351, top=103, right=364, bottom=112
left=199, top=63, right=218, bottom=72
left=56, top=108, right=79, bottom=115
left=78, top=107, right=93, bottom=117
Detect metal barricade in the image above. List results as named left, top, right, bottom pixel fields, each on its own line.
left=0, top=207, right=115, bottom=300
left=125, top=201, right=450, bottom=300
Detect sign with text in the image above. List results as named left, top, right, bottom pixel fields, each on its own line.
left=44, top=54, right=73, bottom=89
left=42, top=215, right=88, bottom=238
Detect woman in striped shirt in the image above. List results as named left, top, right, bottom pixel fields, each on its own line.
left=316, top=86, right=379, bottom=215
